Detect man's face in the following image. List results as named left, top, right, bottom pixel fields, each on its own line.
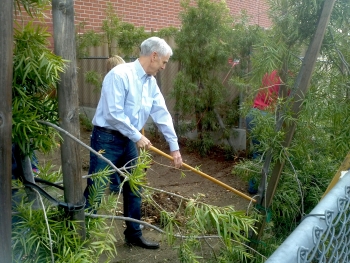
left=149, top=52, right=170, bottom=76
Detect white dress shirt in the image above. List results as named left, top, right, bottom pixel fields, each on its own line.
left=92, top=59, right=179, bottom=151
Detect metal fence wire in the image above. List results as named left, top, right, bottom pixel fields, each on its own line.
left=266, top=171, right=350, bottom=263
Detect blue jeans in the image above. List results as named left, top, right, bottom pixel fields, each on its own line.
left=84, top=126, right=142, bottom=239
left=246, top=108, right=268, bottom=159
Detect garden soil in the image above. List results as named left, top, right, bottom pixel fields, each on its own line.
left=37, top=126, right=254, bottom=263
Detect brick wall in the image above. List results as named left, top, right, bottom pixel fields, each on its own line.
left=74, top=0, right=271, bottom=32
left=16, top=0, right=271, bottom=38
left=74, top=0, right=183, bottom=32
left=226, top=0, right=271, bottom=28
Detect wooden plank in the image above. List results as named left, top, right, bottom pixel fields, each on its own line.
left=0, top=0, right=13, bottom=261
left=322, top=151, right=350, bottom=198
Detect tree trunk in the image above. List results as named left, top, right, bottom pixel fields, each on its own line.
left=0, top=0, right=13, bottom=261
left=52, top=0, right=86, bottom=238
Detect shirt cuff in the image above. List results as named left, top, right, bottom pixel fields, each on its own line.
left=168, top=141, right=179, bottom=152
left=130, top=132, right=142, bottom=143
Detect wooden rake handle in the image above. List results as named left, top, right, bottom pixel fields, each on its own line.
left=149, top=146, right=256, bottom=203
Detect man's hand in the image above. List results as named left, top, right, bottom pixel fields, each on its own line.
left=170, top=150, right=182, bottom=168
left=136, top=135, right=152, bottom=149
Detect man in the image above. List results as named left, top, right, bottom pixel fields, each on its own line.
left=104, top=55, right=125, bottom=193
left=84, top=37, right=182, bottom=249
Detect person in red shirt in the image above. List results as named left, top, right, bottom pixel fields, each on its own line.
left=252, top=70, right=282, bottom=111
left=246, top=70, right=282, bottom=193
left=246, top=70, right=282, bottom=159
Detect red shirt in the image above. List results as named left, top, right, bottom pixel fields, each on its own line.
left=253, top=70, right=281, bottom=111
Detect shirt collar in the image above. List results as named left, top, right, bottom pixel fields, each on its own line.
left=134, top=59, right=149, bottom=80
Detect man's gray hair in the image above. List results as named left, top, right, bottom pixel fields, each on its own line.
left=140, top=37, right=173, bottom=57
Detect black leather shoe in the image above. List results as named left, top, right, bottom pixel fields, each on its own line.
left=125, top=236, right=159, bottom=249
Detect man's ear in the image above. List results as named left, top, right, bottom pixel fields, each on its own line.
left=151, top=51, right=158, bottom=61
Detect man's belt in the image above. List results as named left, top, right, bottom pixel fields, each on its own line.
left=94, top=126, right=123, bottom=136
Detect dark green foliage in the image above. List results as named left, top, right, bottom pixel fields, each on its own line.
left=176, top=0, right=232, bottom=78
left=232, top=0, right=350, bottom=258
left=187, top=133, right=215, bottom=157
left=268, top=0, right=324, bottom=46
left=156, top=26, right=179, bottom=39
left=14, top=0, right=50, bottom=18
left=84, top=71, right=103, bottom=92
left=235, top=6, right=350, bottom=263
left=77, top=3, right=148, bottom=58
left=76, top=29, right=102, bottom=58
left=79, top=113, right=93, bottom=132
left=117, top=22, right=148, bottom=56
left=13, top=23, right=64, bottom=95
left=12, top=22, right=65, bottom=155
left=12, top=163, right=118, bottom=262
left=172, top=0, right=236, bottom=155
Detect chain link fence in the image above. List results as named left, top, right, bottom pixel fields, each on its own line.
left=266, top=171, right=350, bottom=263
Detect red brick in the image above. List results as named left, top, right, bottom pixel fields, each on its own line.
left=15, top=0, right=271, bottom=48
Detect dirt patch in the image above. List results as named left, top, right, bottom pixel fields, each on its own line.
left=37, top=126, right=254, bottom=262
left=141, top=191, right=188, bottom=227
left=144, top=135, right=251, bottom=210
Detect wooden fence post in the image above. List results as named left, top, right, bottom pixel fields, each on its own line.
left=52, top=0, right=86, bottom=238
left=0, top=0, right=14, bottom=261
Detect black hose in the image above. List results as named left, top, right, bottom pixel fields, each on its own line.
left=20, top=178, right=85, bottom=211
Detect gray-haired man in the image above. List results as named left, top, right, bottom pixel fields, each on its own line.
left=84, top=37, right=182, bottom=249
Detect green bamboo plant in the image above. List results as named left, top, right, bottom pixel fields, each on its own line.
left=12, top=22, right=65, bottom=156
